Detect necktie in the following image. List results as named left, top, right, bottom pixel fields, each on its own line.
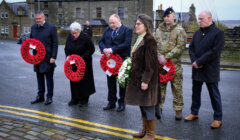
left=112, top=30, right=117, bottom=37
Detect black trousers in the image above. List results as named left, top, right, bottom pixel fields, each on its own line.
left=107, top=75, right=125, bottom=106
left=70, top=81, right=89, bottom=104
left=36, top=71, right=54, bottom=98
left=191, top=80, right=222, bottom=121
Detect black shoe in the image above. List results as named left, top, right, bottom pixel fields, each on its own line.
left=117, top=106, right=125, bottom=112
left=44, top=98, right=52, bottom=105
left=68, top=100, right=78, bottom=106
left=78, top=102, right=88, bottom=107
left=103, top=104, right=116, bottom=110
left=31, top=96, right=44, bottom=104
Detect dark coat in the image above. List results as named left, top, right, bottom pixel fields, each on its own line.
left=99, top=24, right=132, bottom=60
left=65, top=32, right=96, bottom=96
left=125, top=34, right=161, bottom=107
left=83, top=25, right=93, bottom=37
left=30, top=22, right=58, bottom=73
left=189, top=23, right=225, bottom=83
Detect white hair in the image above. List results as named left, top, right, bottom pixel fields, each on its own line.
left=70, top=22, right=82, bottom=32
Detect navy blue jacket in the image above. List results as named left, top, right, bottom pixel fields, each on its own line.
left=99, top=24, right=132, bottom=59
left=30, top=22, right=58, bottom=73
left=189, top=23, right=224, bottom=82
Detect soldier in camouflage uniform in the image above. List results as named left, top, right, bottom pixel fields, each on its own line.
left=155, top=8, right=187, bottom=120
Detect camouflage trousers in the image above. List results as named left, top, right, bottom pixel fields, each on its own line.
left=160, top=63, right=184, bottom=111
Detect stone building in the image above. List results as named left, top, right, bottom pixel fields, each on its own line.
left=0, top=0, right=153, bottom=39
left=0, top=0, right=35, bottom=39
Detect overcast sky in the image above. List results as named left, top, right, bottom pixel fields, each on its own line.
left=1, top=0, right=240, bottom=20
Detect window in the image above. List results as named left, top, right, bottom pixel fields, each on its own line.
left=118, top=7, right=124, bottom=18
left=5, top=26, right=8, bottom=34
left=1, top=12, right=4, bottom=18
left=76, top=8, right=81, bottom=18
left=1, top=26, right=5, bottom=33
left=24, top=27, right=30, bottom=34
left=58, top=14, right=63, bottom=25
left=44, top=2, right=48, bottom=8
left=31, top=12, right=34, bottom=19
left=59, top=1, right=62, bottom=8
left=5, top=12, right=8, bottom=18
left=96, top=7, right=102, bottom=18
left=17, top=10, right=23, bottom=16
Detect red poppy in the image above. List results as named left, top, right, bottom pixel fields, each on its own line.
left=100, top=53, right=123, bottom=76
left=64, top=55, right=86, bottom=82
left=159, top=60, right=176, bottom=83
left=21, top=39, right=46, bottom=65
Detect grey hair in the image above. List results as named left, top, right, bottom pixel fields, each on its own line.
left=110, top=14, right=120, bottom=19
left=70, top=21, right=82, bottom=32
left=35, top=10, right=45, bottom=16
left=201, top=10, right=212, bottom=19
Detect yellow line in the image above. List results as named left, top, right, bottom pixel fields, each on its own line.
left=0, top=105, right=177, bottom=140
left=0, top=108, right=132, bottom=139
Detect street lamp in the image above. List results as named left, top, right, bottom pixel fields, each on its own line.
left=17, top=8, right=23, bottom=36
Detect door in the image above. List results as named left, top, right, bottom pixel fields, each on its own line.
left=13, top=26, right=18, bottom=38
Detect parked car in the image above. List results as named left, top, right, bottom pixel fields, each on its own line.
left=17, top=33, right=30, bottom=44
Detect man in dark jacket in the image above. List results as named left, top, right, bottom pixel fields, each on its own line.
left=184, top=11, right=224, bottom=129
left=30, top=11, right=58, bottom=105
left=83, top=20, right=93, bottom=37
left=99, top=14, right=132, bottom=112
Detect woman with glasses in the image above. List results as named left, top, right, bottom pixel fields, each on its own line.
left=125, top=14, right=161, bottom=140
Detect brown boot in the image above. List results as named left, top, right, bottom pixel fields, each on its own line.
left=132, top=117, right=147, bottom=138
left=175, top=110, right=182, bottom=120
left=211, top=120, right=222, bottom=129
left=140, top=120, right=155, bottom=140
left=184, top=114, right=198, bottom=121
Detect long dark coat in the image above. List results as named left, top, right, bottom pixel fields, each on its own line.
left=125, top=34, right=161, bottom=107
left=65, top=32, right=96, bottom=96
left=189, top=23, right=225, bottom=83
left=30, top=22, right=58, bottom=73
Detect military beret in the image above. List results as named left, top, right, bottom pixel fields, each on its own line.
left=163, top=7, right=175, bottom=17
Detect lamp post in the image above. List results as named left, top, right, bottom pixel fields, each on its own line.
left=18, top=8, right=23, bottom=36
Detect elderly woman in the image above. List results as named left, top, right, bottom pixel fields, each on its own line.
left=65, top=22, right=96, bottom=107
left=125, top=14, right=161, bottom=140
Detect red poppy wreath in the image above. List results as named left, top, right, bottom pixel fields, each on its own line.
left=159, top=60, right=176, bottom=83
left=64, top=55, right=86, bottom=82
left=100, top=53, right=123, bottom=76
left=21, top=39, right=46, bottom=65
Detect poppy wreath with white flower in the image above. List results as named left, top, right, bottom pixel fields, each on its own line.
left=100, top=53, right=123, bottom=76
left=64, top=55, right=86, bottom=82
left=21, top=39, right=46, bottom=65
left=159, top=60, right=176, bottom=83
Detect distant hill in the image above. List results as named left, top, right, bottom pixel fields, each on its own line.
left=219, top=20, right=240, bottom=28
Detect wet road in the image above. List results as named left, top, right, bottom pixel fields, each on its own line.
left=0, top=40, right=240, bottom=140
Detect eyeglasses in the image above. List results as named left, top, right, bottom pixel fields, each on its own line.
left=136, top=22, right=143, bottom=26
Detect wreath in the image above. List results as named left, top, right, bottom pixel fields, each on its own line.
left=21, top=39, right=46, bottom=65
left=100, top=53, right=123, bottom=76
left=64, top=55, right=86, bottom=82
left=159, top=60, right=176, bottom=83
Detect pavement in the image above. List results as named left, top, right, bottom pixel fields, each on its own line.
left=0, top=116, right=102, bottom=140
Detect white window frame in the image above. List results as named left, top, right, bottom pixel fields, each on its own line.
left=5, top=26, right=8, bottom=34
left=1, top=26, right=5, bottom=33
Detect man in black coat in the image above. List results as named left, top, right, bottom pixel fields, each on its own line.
left=30, top=11, right=58, bottom=105
left=83, top=20, right=93, bottom=38
left=99, top=14, right=132, bottom=112
left=184, top=11, right=224, bottom=129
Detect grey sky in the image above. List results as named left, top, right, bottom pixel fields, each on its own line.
left=1, top=0, right=240, bottom=20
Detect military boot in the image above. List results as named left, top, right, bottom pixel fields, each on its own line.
left=133, top=117, right=147, bottom=138
left=175, top=110, right=182, bottom=120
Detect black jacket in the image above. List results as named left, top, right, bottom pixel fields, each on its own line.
left=99, top=24, right=132, bottom=60
left=189, top=23, right=225, bottom=82
left=30, top=22, right=58, bottom=73
left=65, top=32, right=96, bottom=96
left=83, top=25, right=93, bottom=37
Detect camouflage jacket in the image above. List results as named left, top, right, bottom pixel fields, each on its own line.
left=155, top=22, right=187, bottom=64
